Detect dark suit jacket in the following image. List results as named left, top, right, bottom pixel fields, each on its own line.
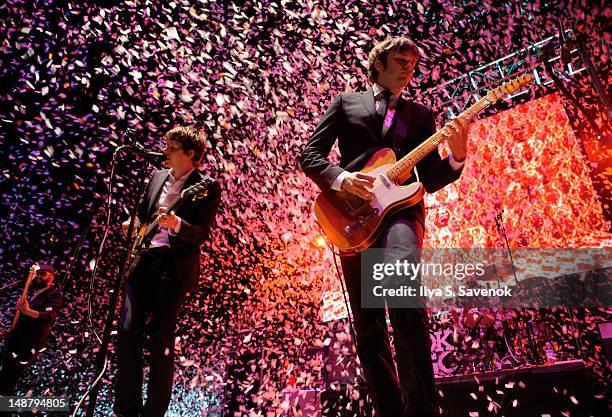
left=7, top=285, right=63, bottom=357
left=300, top=89, right=462, bottom=226
left=137, top=168, right=221, bottom=292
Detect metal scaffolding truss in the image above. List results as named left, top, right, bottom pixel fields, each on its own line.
left=419, top=30, right=606, bottom=119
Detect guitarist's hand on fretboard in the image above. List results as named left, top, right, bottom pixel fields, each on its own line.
left=441, top=117, right=471, bottom=162
left=17, top=298, right=39, bottom=318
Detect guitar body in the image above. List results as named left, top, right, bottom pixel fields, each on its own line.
left=125, top=225, right=148, bottom=277
left=314, top=148, right=424, bottom=253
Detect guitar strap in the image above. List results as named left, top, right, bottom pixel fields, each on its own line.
left=174, top=177, right=212, bottom=215
left=344, top=148, right=382, bottom=172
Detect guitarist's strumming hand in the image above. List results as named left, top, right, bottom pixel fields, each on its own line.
left=442, top=117, right=471, bottom=162
left=158, top=207, right=181, bottom=232
left=340, top=172, right=376, bottom=200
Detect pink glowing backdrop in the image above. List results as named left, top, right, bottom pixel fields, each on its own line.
left=321, top=92, right=610, bottom=321
left=426, top=92, right=609, bottom=249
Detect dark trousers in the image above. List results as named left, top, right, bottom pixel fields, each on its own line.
left=114, top=250, right=186, bottom=417
left=340, top=218, right=439, bottom=417
left=0, top=347, right=34, bottom=395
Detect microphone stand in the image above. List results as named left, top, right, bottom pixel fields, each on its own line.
left=494, top=211, right=544, bottom=364
left=84, top=158, right=151, bottom=417
left=59, top=226, right=89, bottom=290
left=494, top=210, right=519, bottom=288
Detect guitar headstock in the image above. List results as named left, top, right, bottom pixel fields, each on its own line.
left=486, top=73, right=533, bottom=102
left=25, top=263, right=40, bottom=285
left=29, top=264, right=40, bottom=277
left=181, top=180, right=209, bottom=201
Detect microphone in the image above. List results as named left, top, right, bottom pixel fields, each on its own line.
left=123, top=130, right=166, bottom=164
left=124, top=144, right=165, bottom=163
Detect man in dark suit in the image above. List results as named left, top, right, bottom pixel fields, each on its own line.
left=300, top=37, right=470, bottom=417
left=0, top=264, right=63, bottom=395
left=114, top=126, right=221, bottom=417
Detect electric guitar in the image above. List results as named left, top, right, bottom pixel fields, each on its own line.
left=11, top=263, right=40, bottom=330
left=314, top=73, right=533, bottom=253
left=125, top=180, right=211, bottom=277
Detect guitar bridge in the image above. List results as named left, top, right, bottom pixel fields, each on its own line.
left=343, top=208, right=379, bottom=237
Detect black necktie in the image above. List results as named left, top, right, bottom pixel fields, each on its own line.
left=376, top=90, right=392, bottom=133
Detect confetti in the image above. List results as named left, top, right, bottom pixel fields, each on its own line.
left=0, top=2, right=609, bottom=416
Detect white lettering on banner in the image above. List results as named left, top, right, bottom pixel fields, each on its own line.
left=430, top=329, right=458, bottom=376
left=431, top=328, right=455, bottom=352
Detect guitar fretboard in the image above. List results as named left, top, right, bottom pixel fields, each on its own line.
left=386, top=97, right=491, bottom=184
left=385, top=72, right=532, bottom=183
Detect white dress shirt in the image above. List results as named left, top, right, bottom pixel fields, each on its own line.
left=149, top=168, right=194, bottom=248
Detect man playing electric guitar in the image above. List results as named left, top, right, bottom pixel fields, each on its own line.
left=114, top=126, right=221, bottom=417
left=300, top=37, right=469, bottom=417
left=0, top=264, right=63, bottom=395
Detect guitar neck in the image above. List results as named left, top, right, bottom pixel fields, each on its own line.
left=12, top=266, right=38, bottom=330
left=386, top=95, right=492, bottom=183
left=21, top=266, right=38, bottom=298
left=21, top=281, right=33, bottom=299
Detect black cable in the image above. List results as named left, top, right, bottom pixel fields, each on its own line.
left=87, top=146, right=124, bottom=346
left=84, top=154, right=151, bottom=417
left=72, top=145, right=154, bottom=416
left=321, top=229, right=366, bottom=389
left=59, top=226, right=89, bottom=290
left=330, top=247, right=358, bottom=344
left=539, top=40, right=604, bottom=138
left=71, top=145, right=123, bottom=416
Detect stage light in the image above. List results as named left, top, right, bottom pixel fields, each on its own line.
left=313, top=235, right=326, bottom=247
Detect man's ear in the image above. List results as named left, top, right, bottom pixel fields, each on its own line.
left=186, top=150, right=195, bottom=161
left=374, top=58, right=385, bottom=73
